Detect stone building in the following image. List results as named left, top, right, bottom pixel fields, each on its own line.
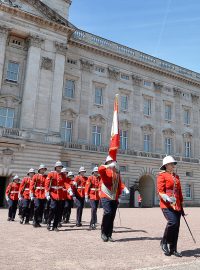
left=0, top=0, right=200, bottom=207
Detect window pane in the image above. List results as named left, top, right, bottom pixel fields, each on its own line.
left=165, top=105, right=172, bottom=120
left=144, top=98, right=151, bottom=115
left=95, top=88, right=103, bottom=105
left=92, top=125, right=101, bottom=146
left=121, top=95, right=128, bottom=110
left=7, top=62, right=19, bottom=82
left=144, top=134, right=151, bottom=152
left=61, top=121, right=72, bottom=142
left=0, top=107, right=14, bottom=128
left=65, top=80, right=75, bottom=98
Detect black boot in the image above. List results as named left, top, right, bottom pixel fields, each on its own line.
left=101, top=233, right=108, bottom=242
left=169, top=244, right=182, bottom=257
left=160, top=240, right=171, bottom=256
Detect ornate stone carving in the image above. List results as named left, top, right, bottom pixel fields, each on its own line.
left=119, top=119, right=131, bottom=129
left=41, top=57, right=53, bottom=71
left=0, top=95, right=21, bottom=107
left=61, top=108, right=77, bottom=119
left=55, top=42, right=68, bottom=55
left=191, top=93, right=199, bottom=104
left=173, top=87, right=182, bottom=97
left=141, top=124, right=154, bottom=132
left=2, top=148, right=14, bottom=156
left=132, top=75, right=142, bottom=86
left=27, top=35, right=44, bottom=48
left=90, top=114, right=106, bottom=124
left=80, top=59, right=94, bottom=72
left=162, top=128, right=175, bottom=136
left=182, top=132, right=192, bottom=139
left=108, top=67, right=119, bottom=80
left=153, top=82, right=163, bottom=92
left=0, top=25, right=11, bottom=36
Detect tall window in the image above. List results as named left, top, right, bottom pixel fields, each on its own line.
left=184, top=109, right=190, bottom=125
left=144, top=134, right=151, bottom=152
left=165, top=104, right=172, bottom=121
left=61, top=121, right=73, bottom=142
left=95, top=87, right=103, bottom=105
left=185, top=184, right=192, bottom=199
left=120, top=130, right=128, bottom=150
left=184, top=141, right=191, bottom=158
left=6, top=62, right=19, bottom=82
left=143, top=98, right=151, bottom=116
left=0, top=107, right=15, bottom=128
left=121, top=95, right=128, bottom=111
left=165, top=138, right=173, bottom=155
left=64, top=80, right=75, bottom=98
left=92, top=125, right=101, bottom=146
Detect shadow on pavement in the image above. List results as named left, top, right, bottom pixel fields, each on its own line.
left=115, top=236, right=162, bottom=242
left=182, top=248, right=200, bottom=258
left=113, top=229, right=147, bottom=234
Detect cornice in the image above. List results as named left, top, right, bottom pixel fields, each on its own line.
left=0, top=4, right=74, bottom=36
left=68, top=39, right=200, bottom=87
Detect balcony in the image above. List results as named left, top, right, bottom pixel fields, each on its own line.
left=0, top=127, right=21, bottom=137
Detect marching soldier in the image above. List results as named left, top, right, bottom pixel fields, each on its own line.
left=62, top=171, right=75, bottom=223
left=59, top=167, right=69, bottom=227
left=98, top=155, right=129, bottom=242
left=45, top=161, right=71, bottom=231
left=30, top=164, right=47, bottom=228
left=5, top=175, right=20, bottom=221
left=19, top=168, right=35, bottom=224
left=85, top=166, right=101, bottom=230
left=157, top=155, right=184, bottom=257
left=73, top=166, right=87, bottom=227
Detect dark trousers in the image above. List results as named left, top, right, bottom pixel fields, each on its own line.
left=63, top=199, right=74, bottom=222
left=48, top=199, right=63, bottom=228
left=18, top=200, right=23, bottom=216
left=33, top=199, right=46, bottom=224
left=90, top=200, right=99, bottom=225
left=101, top=198, right=118, bottom=237
left=22, top=199, right=31, bottom=222
left=29, top=200, right=34, bottom=221
left=44, top=199, right=50, bottom=222
left=8, top=200, right=18, bottom=219
left=59, top=201, right=65, bottom=223
left=75, top=197, right=85, bottom=224
left=162, top=208, right=181, bottom=251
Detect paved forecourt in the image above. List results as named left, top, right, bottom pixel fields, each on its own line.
left=0, top=207, right=199, bottom=270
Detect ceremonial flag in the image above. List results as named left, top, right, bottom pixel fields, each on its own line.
left=109, top=94, right=120, bottom=161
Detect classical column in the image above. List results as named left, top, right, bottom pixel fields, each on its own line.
left=48, top=42, right=67, bottom=133
left=0, top=26, right=10, bottom=87
left=20, top=35, right=44, bottom=130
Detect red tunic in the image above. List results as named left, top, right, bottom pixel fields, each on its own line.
left=98, top=165, right=125, bottom=200
left=19, top=177, right=32, bottom=199
left=45, top=171, right=65, bottom=200
left=6, top=182, right=20, bottom=201
left=74, top=175, right=87, bottom=198
left=85, top=175, right=101, bottom=200
left=30, top=174, right=47, bottom=199
left=157, top=171, right=183, bottom=211
left=63, top=177, right=74, bottom=200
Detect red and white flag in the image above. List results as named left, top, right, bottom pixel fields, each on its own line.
left=109, top=94, right=120, bottom=161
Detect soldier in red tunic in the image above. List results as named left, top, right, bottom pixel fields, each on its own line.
left=19, top=168, right=35, bottom=224
left=30, top=164, right=47, bottom=228
left=157, top=155, right=185, bottom=257
left=99, top=156, right=129, bottom=242
left=85, top=166, right=101, bottom=230
left=5, top=175, right=20, bottom=221
left=73, top=166, right=87, bottom=227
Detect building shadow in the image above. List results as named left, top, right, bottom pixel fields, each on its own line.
left=115, top=236, right=162, bottom=242
left=181, top=248, right=200, bottom=258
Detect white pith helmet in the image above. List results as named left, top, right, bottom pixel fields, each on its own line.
left=105, top=155, right=113, bottom=164
left=54, top=161, right=63, bottom=168
left=61, top=167, right=68, bottom=173
left=38, top=164, right=47, bottom=172
left=13, top=175, right=20, bottom=181
left=160, top=155, right=177, bottom=170
left=79, top=166, right=86, bottom=173
left=27, top=168, right=35, bottom=175
left=92, top=166, right=99, bottom=174
left=68, top=171, right=74, bottom=177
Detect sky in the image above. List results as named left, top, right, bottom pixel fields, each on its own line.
left=69, top=0, right=200, bottom=73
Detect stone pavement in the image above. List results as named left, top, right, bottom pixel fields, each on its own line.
left=0, top=207, right=199, bottom=270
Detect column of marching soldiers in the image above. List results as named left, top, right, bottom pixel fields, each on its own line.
left=5, top=156, right=130, bottom=241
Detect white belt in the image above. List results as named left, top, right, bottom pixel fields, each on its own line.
left=10, top=191, right=19, bottom=194
left=77, top=186, right=85, bottom=189
left=51, top=186, right=63, bottom=190
left=36, top=187, right=45, bottom=190
left=24, top=188, right=29, bottom=191
left=90, top=188, right=99, bottom=191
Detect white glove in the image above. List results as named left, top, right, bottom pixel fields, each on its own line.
left=124, top=187, right=130, bottom=195
left=118, top=197, right=121, bottom=204
left=30, top=196, right=34, bottom=201
left=18, top=195, right=22, bottom=201
left=46, top=195, right=51, bottom=201
left=73, top=181, right=77, bottom=187
left=161, top=194, right=173, bottom=203
left=85, top=195, right=89, bottom=203
left=108, top=161, right=117, bottom=168
left=68, top=189, right=74, bottom=196
left=6, top=196, right=9, bottom=201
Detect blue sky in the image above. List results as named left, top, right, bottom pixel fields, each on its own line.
left=69, top=0, right=200, bottom=73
